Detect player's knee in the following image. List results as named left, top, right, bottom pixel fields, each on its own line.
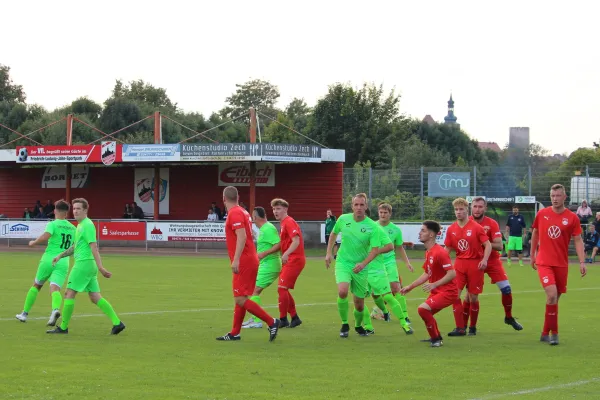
left=500, top=285, right=512, bottom=295
left=277, top=286, right=288, bottom=295
left=33, top=283, right=43, bottom=290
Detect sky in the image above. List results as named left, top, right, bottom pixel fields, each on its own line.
left=3, top=0, right=599, bottom=156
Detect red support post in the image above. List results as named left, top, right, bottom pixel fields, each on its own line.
left=249, top=108, right=257, bottom=213
left=65, top=114, right=73, bottom=206
left=154, top=111, right=161, bottom=220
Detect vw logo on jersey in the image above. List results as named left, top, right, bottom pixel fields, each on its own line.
left=458, top=239, right=469, bottom=251
left=548, top=225, right=561, bottom=239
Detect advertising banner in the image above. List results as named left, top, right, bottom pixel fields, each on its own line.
left=515, top=196, right=536, bottom=204
left=122, top=144, right=181, bottom=162
left=98, top=221, right=146, bottom=241
left=218, top=163, right=275, bottom=186
left=181, top=143, right=262, bottom=162
left=146, top=222, right=226, bottom=242
left=428, top=172, right=471, bottom=197
left=261, top=144, right=321, bottom=163
left=42, top=165, right=90, bottom=188
left=320, top=223, right=451, bottom=245
left=16, top=144, right=122, bottom=164
left=0, top=221, right=49, bottom=239
left=134, top=168, right=169, bottom=216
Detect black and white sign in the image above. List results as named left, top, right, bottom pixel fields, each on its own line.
left=180, top=143, right=262, bottom=161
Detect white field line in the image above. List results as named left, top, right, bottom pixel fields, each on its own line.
left=3, top=286, right=600, bottom=322
left=468, top=377, right=600, bottom=399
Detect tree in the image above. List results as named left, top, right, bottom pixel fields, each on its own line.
left=0, top=64, right=26, bottom=103
left=110, top=79, right=177, bottom=112
left=221, top=79, right=280, bottom=121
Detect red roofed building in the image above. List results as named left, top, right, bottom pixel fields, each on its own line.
left=478, top=141, right=502, bottom=152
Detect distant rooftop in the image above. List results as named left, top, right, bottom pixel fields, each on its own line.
left=422, top=115, right=436, bottom=126
left=478, top=141, right=502, bottom=152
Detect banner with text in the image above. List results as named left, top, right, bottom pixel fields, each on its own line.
left=122, top=144, right=181, bottom=162
left=181, top=143, right=262, bottom=162
left=16, top=144, right=122, bottom=164
left=261, top=144, right=321, bottom=163
left=1, top=221, right=49, bottom=239
left=146, top=222, right=226, bottom=242
left=320, top=223, right=451, bottom=246
left=134, top=168, right=170, bottom=215
left=218, top=163, right=275, bottom=186
left=42, top=165, right=91, bottom=188
left=98, top=221, right=146, bottom=241
left=428, top=172, right=471, bottom=197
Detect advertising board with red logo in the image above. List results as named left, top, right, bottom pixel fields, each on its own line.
left=16, top=141, right=122, bottom=164
left=218, top=162, right=275, bottom=187
left=147, top=222, right=225, bottom=242
left=98, top=221, right=146, bottom=241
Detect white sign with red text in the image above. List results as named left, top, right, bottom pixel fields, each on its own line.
left=218, top=163, right=275, bottom=187
left=146, top=222, right=226, bottom=242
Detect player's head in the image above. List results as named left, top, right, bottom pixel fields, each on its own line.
left=471, top=197, right=487, bottom=220
left=512, top=206, right=519, bottom=215
left=590, top=224, right=596, bottom=232
left=550, top=184, right=567, bottom=208
left=222, top=186, right=239, bottom=207
left=271, top=198, right=289, bottom=221
left=352, top=193, right=368, bottom=219
left=419, top=220, right=441, bottom=244
left=378, top=202, right=392, bottom=223
left=253, top=206, right=267, bottom=226
left=326, top=209, right=332, bottom=217
left=54, top=199, right=70, bottom=219
left=452, top=197, right=469, bottom=221
left=71, top=198, right=89, bottom=221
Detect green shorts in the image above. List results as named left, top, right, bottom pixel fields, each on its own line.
left=335, top=262, right=369, bottom=299
left=256, top=259, right=282, bottom=289
left=367, top=267, right=392, bottom=296
left=384, top=261, right=400, bottom=283
left=507, top=236, right=523, bottom=251
left=67, top=260, right=100, bottom=293
left=35, top=254, right=69, bottom=288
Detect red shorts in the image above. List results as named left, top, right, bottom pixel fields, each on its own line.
left=279, top=259, right=305, bottom=289
left=425, top=291, right=458, bottom=312
left=454, top=258, right=485, bottom=295
left=485, top=260, right=508, bottom=284
left=232, top=265, right=258, bottom=297
left=537, top=265, right=569, bottom=294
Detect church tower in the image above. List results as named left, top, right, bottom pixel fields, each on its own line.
left=443, top=94, right=459, bottom=127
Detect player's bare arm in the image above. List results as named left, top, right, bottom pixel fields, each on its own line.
left=232, top=228, right=246, bottom=274
left=53, top=245, right=74, bottom=265
left=397, top=245, right=414, bottom=272
left=282, top=235, right=300, bottom=264
left=325, top=232, right=338, bottom=269
left=258, top=243, right=281, bottom=260
left=573, top=235, right=588, bottom=277
left=90, top=242, right=111, bottom=278
left=29, top=232, right=51, bottom=247
left=423, top=269, right=456, bottom=293
left=400, top=273, right=429, bottom=295
left=479, top=240, right=492, bottom=270
left=379, top=243, right=394, bottom=255
left=491, top=237, right=503, bottom=252
left=353, top=247, right=381, bottom=273
left=530, top=228, right=539, bottom=270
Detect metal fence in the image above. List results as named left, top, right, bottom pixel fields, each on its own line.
left=343, top=164, right=600, bottom=222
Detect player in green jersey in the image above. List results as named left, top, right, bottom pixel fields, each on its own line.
left=242, top=206, right=283, bottom=329
left=46, top=198, right=125, bottom=335
left=16, top=200, right=75, bottom=325
left=325, top=193, right=393, bottom=338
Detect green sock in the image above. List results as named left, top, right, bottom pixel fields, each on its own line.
left=362, top=306, right=373, bottom=330
left=23, top=287, right=39, bottom=313
left=97, top=298, right=121, bottom=325
left=373, top=296, right=388, bottom=314
left=353, top=308, right=364, bottom=328
left=337, top=297, right=349, bottom=324
left=395, top=293, right=409, bottom=320
left=385, top=293, right=407, bottom=324
left=60, top=298, right=75, bottom=330
left=51, top=291, right=62, bottom=310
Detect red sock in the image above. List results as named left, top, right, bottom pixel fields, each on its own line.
left=452, top=298, right=465, bottom=328
left=418, top=307, right=439, bottom=339
left=470, top=301, right=480, bottom=328
left=287, top=291, right=297, bottom=318
left=502, top=294, right=513, bottom=318
left=278, top=287, right=290, bottom=319
left=244, top=299, right=274, bottom=326
left=545, top=304, right=558, bottom=335
left=462, top=300, right=471, bottom=328
left=231, top=304, right=246, bottom=336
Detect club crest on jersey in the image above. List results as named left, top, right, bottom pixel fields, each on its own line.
left=483, top=226, right=490, bottom=232
left=562, top=218, right=568, bottom=225
left=466, top=229, right=472, bottom=237
left=361, top=227, right=366, bottom=233
left=429, top=257, right=433, bottom=264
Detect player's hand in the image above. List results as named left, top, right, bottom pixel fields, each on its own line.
left=281, top=254, right=289, bottom=265
left=478, top=260, right=488, bottom=270
left=406, top=263, right=414, bottom=273
left=325, top=254, right=332, bottom=269
left=231, top=260, right=240, bottom=274
left=530, top=256, right=537, bottom=271
left=352, top=262, right=366, bottom=273
left=52, top=256, right=60, bottom=266
left=400, top=286, right=411, bottom=295
left=580, top=262, right=588, bottom=278
left=257, top=252, right=265, bottom=260
left=422, top=282, right=435, bottom=293
left=28, top=240, right=35, bottom=247
left=100, top=268, right=112, bottom=278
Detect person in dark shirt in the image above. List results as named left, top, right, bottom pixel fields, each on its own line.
left=584, top=224, right=600, bottom=263
left=132, top=202, right=145, bottom=219
left=505, top=206, right=526, bottom=266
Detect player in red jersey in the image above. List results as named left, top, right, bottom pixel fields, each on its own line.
left=531, top=184, right=587, bottom=345
left=444, top=197, right=492, bottom=337
left=470, top=197, right=523, bottom=331
left=401, top=220, right=458, bottom=347
left=216, top=186, right=280, bottom=342
left=271, top=198, right=306, bottom=328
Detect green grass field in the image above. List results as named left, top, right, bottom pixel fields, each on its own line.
left=1, top=251, right=599, bottom=400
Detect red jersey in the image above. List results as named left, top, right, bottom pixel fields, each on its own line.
left=423, top=243, right=458, bottom=296
left=225, top=205, right=258, bottom=268
left=280, top=215, right=305, bottom=263
left=444, top=220, right=488, bottom=259
left=470, top=216, right=502, bottom=263
left=532, top=207, right=582, bottom=268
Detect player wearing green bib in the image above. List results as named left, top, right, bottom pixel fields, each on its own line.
left=16, top=200, right=75, bottom=325
left=325, top=193, right=393, bottom=338
left=243, top=206, right=283, bottom=329
left=46, top=198, right=125, bottom=335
